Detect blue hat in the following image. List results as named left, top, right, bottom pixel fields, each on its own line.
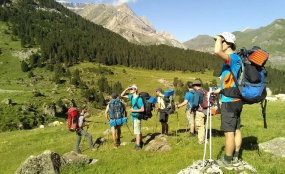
left=155, top=87, right=162, bottom=92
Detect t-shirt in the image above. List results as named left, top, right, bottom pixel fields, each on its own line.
left=157, top=95, right=166, bottom=109
left=185, top=89, right=195, bottom=110
left=220, top=54, right=241, bottom=102
left=128, top=94, right=144, bottom=120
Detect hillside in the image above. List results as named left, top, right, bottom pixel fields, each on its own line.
left=58, top=2, right=186, bottom=49
left=183, top=19, right=285, bottom=69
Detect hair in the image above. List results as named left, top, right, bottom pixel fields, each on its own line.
left=187, top=81, right=193, bottom=88
left=226, top=42, right=236, bottom=51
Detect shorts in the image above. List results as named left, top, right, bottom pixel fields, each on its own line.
left=220, top=100, right=243, bottom=132
left=159, top=112, right=169, bottom=123
left=133, top=119, right=141, bottom=135
left=186, top=110, right=195, bottom=125
left=110, top=125, right=121, bottom=133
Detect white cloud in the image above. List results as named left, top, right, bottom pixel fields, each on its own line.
left=93, top=0, right=137, bottom=6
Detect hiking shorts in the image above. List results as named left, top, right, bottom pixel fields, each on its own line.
left=186, top=110, right=195, bottom=126
left=111, top=125, right=121, bottom=133
left=221, top=100, right=243, bottom=132
left=159, top=112, right=169, bottom=123
left=133, top=119, right=141, bottom=135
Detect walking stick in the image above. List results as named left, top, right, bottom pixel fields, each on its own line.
left=154, top=111, right=158, bottom=133
left=202, top=87, right=213, bottom=167
left=125, top=123, right=133, bottom=136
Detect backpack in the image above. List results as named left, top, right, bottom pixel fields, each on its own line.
left=67, top=107, right=79, bottom=131
left=224, top=46, right=268, bottom=104
left=161, top=89, right=175, bottom=115
left=223, top=46, right=269, bottom=128
left=131, top=92, right=154, bottom=120
left=108, top=98, right=127, bottom=126
left=196, top=88, right=217, bottom=114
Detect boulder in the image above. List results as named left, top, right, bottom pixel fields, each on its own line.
left=15, top=150, right=61, bottom=174
left=61, top=151, right=89, bottom=165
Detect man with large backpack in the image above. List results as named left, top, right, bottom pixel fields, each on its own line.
left=212, top=32, right=243, bottom=169
left=155, top=87, right=169, bottom=135
left=176, top=82, right=196, bottom=137
left=191, top=79, right=207, bottom=145
left=121, top=84, right=145, bottom=151
left=104, top=92, right=127, bottom=148
left=75, top=106, right=96, bottom=154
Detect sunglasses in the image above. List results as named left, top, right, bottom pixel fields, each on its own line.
left=130, top=88, right=136, bottom=90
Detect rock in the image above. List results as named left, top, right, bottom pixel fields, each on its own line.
left=15, top=150, right=61, bottom=174
left=1, top=98, right=12, bottom=104
left=39, top=125, right=44, bottom=128
left=61, top=151, right=89, bottom=165
left=43, top=103, right=56, bottom=117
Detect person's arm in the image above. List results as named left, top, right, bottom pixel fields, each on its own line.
left=176, top=100, right=188, bottom=109
left=78, top=115, right=84, bottom=129
left=121, top=86, right=131, bottom=99
left=214, top=36, right=228, bottom=61
left=130, top=98, right=144, bottom=112
left=104, top=104, right=110, bottom=121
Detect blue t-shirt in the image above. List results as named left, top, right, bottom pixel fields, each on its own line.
left=220, top=54, right=241, bottom=102
left=185, top=89, right=195, bottom=110
left=128, top=94, right=144, bottom=120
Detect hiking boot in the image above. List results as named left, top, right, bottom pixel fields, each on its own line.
left=76, top=150, right=82, bottom=154
left=232, top=157, right=241, bottom=167
left=214, top=156, right=233, bottom=170
left=114, top=143, right=119, bottom=148
left=132, top=145, right=141, bottom=151
left=189, top=132, right=196, bottom=137
left=116, top=138, right=121, bottom=145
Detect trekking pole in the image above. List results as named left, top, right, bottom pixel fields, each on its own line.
left=125, top=123, right=133, bottom=136
left=154, top=111, right=158, bottom=133
left=261, top=99, right=267, bottom=129
left=202, top=88, right=213, bottom=167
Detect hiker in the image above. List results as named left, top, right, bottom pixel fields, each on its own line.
left=121, top=84, right=145, bottom=151
left=212, top=32, right=243, bottom=168
left=75, top=106, right=95, bottom=153
left=155, top=87, right=169, bottom=135
left=191, top=79, right=206, bottom=145
left=175, top=82, right=196, bottom=137
left=104, top=92, right=127, bottom=148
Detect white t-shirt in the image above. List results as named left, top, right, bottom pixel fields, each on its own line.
left=157, top=95, right=166, bottom=109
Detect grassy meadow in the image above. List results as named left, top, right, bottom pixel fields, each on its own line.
left=0, top=62, right=285, bottom=174
left=1, top=21, right=285, bottom=174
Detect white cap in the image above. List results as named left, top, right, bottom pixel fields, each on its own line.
left=218, top=32, right=236, bottom=44
left=130, top=84, right=138, bottom=90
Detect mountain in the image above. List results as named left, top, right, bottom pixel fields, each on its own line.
left=58, top=2, right=186, bottom=49
left=183, top=19, right=285, bottom=68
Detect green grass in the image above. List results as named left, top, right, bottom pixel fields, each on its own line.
left=1, top=101, right=285, bottom=174
left=0, top=20, right=285, bottom=174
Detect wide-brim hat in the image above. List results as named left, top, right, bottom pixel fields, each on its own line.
left=192, top=79, right=202, bottom=85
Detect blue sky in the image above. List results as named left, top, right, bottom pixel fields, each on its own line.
left=67, top=0, right=285, bottom=43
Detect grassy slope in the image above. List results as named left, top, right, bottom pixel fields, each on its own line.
left=0, top=21, right=285, bottom=174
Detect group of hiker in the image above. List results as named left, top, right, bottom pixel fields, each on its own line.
left=71, top=31, right=270, bottom=169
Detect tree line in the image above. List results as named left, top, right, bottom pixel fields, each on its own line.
left=0, top=0, right=285, bottom=94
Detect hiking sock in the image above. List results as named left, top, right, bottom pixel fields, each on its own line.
left=224, top=155, right=233, bottom=162
left=233, top=151, right=239, bottom=158
left=135, top=144, right=140, bottom=147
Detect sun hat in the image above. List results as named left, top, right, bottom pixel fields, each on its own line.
left=192, top=79, right=202, bottom=85
left=155, top=87, right=162, bottom=92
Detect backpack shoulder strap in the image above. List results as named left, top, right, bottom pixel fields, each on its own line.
left=131, top=95, right=140, bottom=109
